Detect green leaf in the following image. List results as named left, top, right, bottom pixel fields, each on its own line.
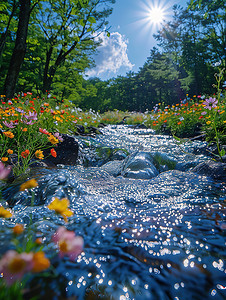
left=88, top=16, right=96, bottom=24
left=219, top=149, right=225, bottom=157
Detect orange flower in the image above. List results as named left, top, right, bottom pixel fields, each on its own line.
left=177, top=121, right=182, bottom=125
left=21, top=149, right=30, bottom=158
left=1, top=157, right=8, bottom=162
left=13, top=224, right=24, bottom=235
left=22, top=128, right=28, bottom=132
left=48, top=135, right=59, bottom=145
left=31, top=251, right=50, bottom=273
left=3, top=131, right=14, bottom=138
left=35, top=150, right=44, bottom=160
left=7, top=149, right=13, bottom=154
left=35, top=238, right=43, bottom=245
left=50, top=148, right=57, bottom=157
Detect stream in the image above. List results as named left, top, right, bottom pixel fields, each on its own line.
left=1, top=125, right=226, bottom=300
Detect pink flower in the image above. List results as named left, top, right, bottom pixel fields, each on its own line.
left=0, top=250, right=33, bottom=286
left=24, top=111, right=38, bottom=121
left=2, top=121, right=15, bottom=128
left=201, top=111, right=207, bottom=115
left=0, top=162, right=11, bottom=180
left=53, top=132, right=64, bottom=142
left=202, top=97, right=218, bottom=110
left=52, top=226, right=83, bottom=261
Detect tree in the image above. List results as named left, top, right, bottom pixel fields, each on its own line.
left=3, top=0, right=40, bottom=98
left=35, top=0, right=115, bottom=93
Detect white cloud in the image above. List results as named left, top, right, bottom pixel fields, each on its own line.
left=86, top=32, right=134, bottom=79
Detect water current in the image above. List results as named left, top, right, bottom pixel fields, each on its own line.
left=1, top=125, right=226, bottom=299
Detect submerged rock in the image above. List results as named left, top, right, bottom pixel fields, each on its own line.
left=121, top=151, right=159, bottom=179
left=192, top=160, right=226, bottom=181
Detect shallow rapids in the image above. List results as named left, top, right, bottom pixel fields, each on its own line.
left=1, top=125, right=226, bottom=299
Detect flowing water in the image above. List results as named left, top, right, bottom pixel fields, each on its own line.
left=1, top=125, right=226, bottom=300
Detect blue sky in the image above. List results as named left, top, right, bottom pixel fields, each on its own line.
left=86, top=0, right=189, bottom=80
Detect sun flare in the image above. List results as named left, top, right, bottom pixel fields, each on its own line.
left=135, top=0, right=172, bottom=35
left=148, top=7, right=165, bottom=24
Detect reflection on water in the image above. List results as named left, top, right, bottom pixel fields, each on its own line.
left=1, top=125, right=226, bottom=299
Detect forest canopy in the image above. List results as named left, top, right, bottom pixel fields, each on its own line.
left=0, top=0, right=225, bottom=111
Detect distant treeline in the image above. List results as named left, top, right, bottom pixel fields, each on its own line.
left=0, top=0, right=225, bottom=112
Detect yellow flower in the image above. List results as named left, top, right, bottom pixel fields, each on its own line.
left=223, top=120, right=226, bottom=124
left=1, top=157, right=8, bottom=162
left=0, top=206, right=12, bottom=218
left=3, top=131, right=14, bottom=138
left=47, top=197, right=74, bottom=222
left=206, top=121, right=211, bottom=125
left=20, top=179, right=38, bottom=191
left=35, top=150, right=44, bottom=160
left=48, top=134, right=59, bottom=145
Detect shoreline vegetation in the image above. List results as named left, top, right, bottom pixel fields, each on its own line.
left=0, top=70, right=225, bottom=177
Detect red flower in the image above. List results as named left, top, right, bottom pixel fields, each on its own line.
left=21, top=149, right=30, bottom=158
left=51, top=148, right=57, bottom=157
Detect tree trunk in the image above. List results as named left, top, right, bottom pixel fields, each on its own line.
left=0, top=0, right=18, bottom=62
left=3, top=0, right=31, bottom=99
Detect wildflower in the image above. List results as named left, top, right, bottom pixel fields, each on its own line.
left=1, top=157, right=8, bottom=162
left=24, top=120, right=34, bottom=125
left=48, top=134, right=59, bottom=145
left=177, top=121, right=182, bottom=125
left=52, top=226, right=83, bottom=260
left=39, top=128, right=50, bottom=135
left=202, top=97, right=218, bottom=110
left=50, top=148, right=57, bottom=157
left=35, top=150, right=44, bottom=160
left=0, top=206, right=12, bottom=218
left=7, top=149, right=13, bottom=154
left=22, top=127, right=28, bottom=132
left=206, top=121, right=211, bottom=125
left=3, top=121, right=15, bottom=128
left=21, top=149, right=30, bottom=158
left=24, top=111, right=38, bottom=121
left=53, top=132, right=64, bottom=142
left=35, top=238, right=43, bottom=245
left=20, top=179, right=38, bottom=191
left=0, top=162, right=11, bottom=179
left=13, top=224, right=24, bottom=235
left=223, top=121, right=226, bottom=124
left=47, top=197, right=73, bottom=222
left=198, top=116, right=203, bottom=119
left=3, top=131, right=14, bottom=138
left=31, top=251, right=50, bottom=273
left=0, top=250, right=33, bottom=285
left=201, top=111, right=207, bottom=115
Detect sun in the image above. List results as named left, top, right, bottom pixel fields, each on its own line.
left=148, top=7, right=165, bottom=24
left=134, top=0, right=172, bottom=35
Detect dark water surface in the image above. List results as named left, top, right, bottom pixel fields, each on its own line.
left=1, top=126, right=226, bottom=299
